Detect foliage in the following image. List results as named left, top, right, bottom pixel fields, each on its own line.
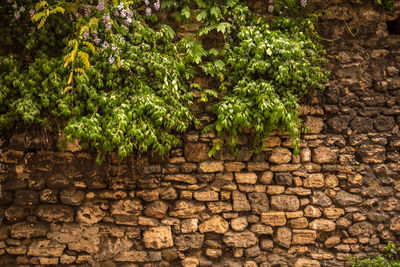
left=349, top=242, right=400, bottom=267
left=376, top=0, right=397, bottom=10
left=203, top=16, right=329, bottom=155
left=0, top=0, right=330, bottom=162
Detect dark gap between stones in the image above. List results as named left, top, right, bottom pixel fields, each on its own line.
left=387, top=18, right=400, bottom=35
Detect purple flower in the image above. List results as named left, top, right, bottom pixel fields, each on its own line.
left=94, top=37, right=101, bottom=45
left=102, top=41, right=109, bottom=49
left=144, top=0, right=150, bottom=6
left=120, top=9, right=127, bottom=18
left=301, top=0, right=307, bottom=8
left=12, top=3, right=17, bottom=9
left=145, top=7, right=152, bottom=16
left=7, top=0, right=12, bottom=3
left=124, top=17, right=132, bottom=26
left=14, top=11, right=20, bottom=19
left=154, top=0, right=160, bottom=11
left=111, top=44, right=117, bottom=51
left=117, top=2, right=124, bottom=10
left=19, top=6, right=25, bottom=12
left=83, top=32, right=89, bottom=40
left=120, top=59, right=124, bottom=67
left=106, top=22, right=112, bottom=30
left=268, top=5, right=274, bottom=13
left=108, top=56, right=115, bottom=64
left=84, top=6, right=91, bottom=16
left=29, top=9, right=35, bottom=17
left=103, top=14, right=110, bottom=23
left=97, top=0, right=105, bottom=11
left=128, top=9, right=133, bottom=18
left=268, top=0, right=273, bottom=3
left=114, top=10, right=119, bottom=17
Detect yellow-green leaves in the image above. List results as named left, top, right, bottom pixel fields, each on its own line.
left=32, top=1, right=64, bottom=29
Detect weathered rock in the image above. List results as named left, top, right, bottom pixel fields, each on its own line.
left=259, top=171, right=274, bottom=184
left=324, top=236, right=341, bottom=248
left=37, top=205, right=74, bottom=223
left=335, top=191, right=362, bottom=206
left=184, top=143, right=209, bottom=162
left=47, top=223, right=100, bottom=254
left=248, top=192, right=269, bottom=213
left=76, top=200, right=108, bottom=224
left=207, top=202, right=233, bottom=213
left=231, top=217, right=248, bottom=232
left=290, top=217, right=308, bottom=229
left=312, top=191, right=332, bottom=207
left=294, top=258, right=321, bottom=267
left=181, top=256, right=199, bottom=267
left=164, top=174, right=197, bottom=184
left=27, top=239, right=65, bottom=257
left=225, top=162, right=246, bottom=172
left=199, top=215, right=229, bottom=234
left=144, top=200, right=168, bottom=219
left=348, top=222, right=374, bottom=237
left=274, top=227, right=291, bottom=248
left=199, top=161, right=224, bottom=172
left=304, top=173, right=325, bottom=188
left=114, top=250, right=156, bottom=262
left=181, top=218, right=198, bottom=234
left=324, top=207, right=345, bottom=219
left=309, top=219, right=336, bottom=232
left=312, top=147, right=338, bottom=164
left=305, top=116, right=325, bottom=134
left=274, top=173, right=293, bottom=186
left=232, top=192, right=251, bottom=212
left=325, top=174, right=339, bottom=188
left=261, top=212, right=286, bottom=226
left=193, top=187, right=219, bottom=201
left=292, top=229, right=317, bottom=244
left=169, top=200, right=206, bottom=218
left=374, top=115, right=395, bottom=131
left=59, top=189, right=85, bottom=206
left=175, top=234, right=204, bottom=251
left=143, top=226, right=173, bottom=249
left=10, top=221, right=48, bottom=239
left=4, top=205, right=28, bottom=223
left=235, top=173, right=258, bottom=184
left=357, top=144, right=386, bottom=163
left=269, top=148, right=292, bottom=164
left=390, top=216, right=400, bottom=232
left=223, top=230, right=258, bottom=248
left=270, top=195, right=299, bottom=211
left=39, top=189, right=59, bottom=204
left=250, top=224, right=273, bottom=235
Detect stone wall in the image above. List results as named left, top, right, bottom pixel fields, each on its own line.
left=1, top=2, right=400, bottom=266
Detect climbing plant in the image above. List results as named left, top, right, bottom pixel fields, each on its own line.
left=0, top=0, right=330, bottom=162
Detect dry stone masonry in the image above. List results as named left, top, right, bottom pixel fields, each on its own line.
left=1, top=1, right=400, bottom=266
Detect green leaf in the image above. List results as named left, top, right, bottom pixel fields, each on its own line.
left=196, top=10, right=208, bottom=21
left=181, top=6, right=191, bottom=19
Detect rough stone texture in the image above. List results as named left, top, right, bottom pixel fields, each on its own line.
left=143, top=226, right=174, bottom=249
left=261, top=212, right=287, bottom=226
left=270, top=195, right=299, bottom=211
left=1, top=4, right=400, bottom=265
left=223, top=231, right=258, bottom=248
left=312, top=147, right=338, bottom=164
left=27, top=239, right=66, bottom=257
left=199, top=215, right=229, bottom=234
left=274, top=227, right=291, bottom=248
left=303, top=173, right=325, bottom=188
left=37, top=205, right=74, bottom=223
left=269, top=148, right=292, bottom=164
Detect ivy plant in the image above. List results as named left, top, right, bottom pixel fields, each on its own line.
left=1, top=0, right=330, bottom=162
